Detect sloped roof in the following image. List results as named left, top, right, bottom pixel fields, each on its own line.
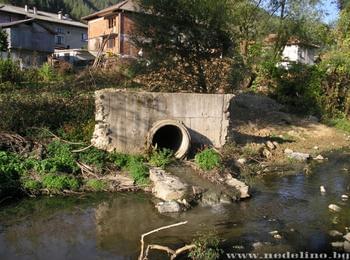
left=0, top=4, right=87, bottom=28
left=264, top=34, right=319, bottom=48
left=0, top=18, right=56, bottom=34
left=82, top=0, right=140, bottom=21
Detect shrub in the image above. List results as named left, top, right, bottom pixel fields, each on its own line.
left=0, top=59, right=22, bottom=84
left=195, top=148, right=221, bottom=171
left=110, top=152, right=131, bottom=169
left=149, top=148, right=174, bottom=169
left=45, top=141, right=79, bottom=173
left=85, top=179, right=107, bottom=192
left=38, top=63, right=58, bottom=82
left=189, top=231, right=222, bottom=260
left=22, top=179, right=42, bottom=193
left=126, top=156, right=149, bottom=186
left=78, top=147, right=108, bottom=171
left=0, top=151, right=22, bottom=198
left=42, top=174, right=80, bottom=191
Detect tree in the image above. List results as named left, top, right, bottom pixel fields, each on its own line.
left=0, top=29, right=8, bottom=53
left=133, top=0, right=233, bottom=93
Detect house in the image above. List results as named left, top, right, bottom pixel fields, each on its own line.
left=0, top=18, right=55, bottom=67
left=0, top=4, right=88, bottom=50
left=264, top=34, right=319, bottom=68
left=82, top=0, right=140, bottom=58
left=281, top=38, right=319, bottom=67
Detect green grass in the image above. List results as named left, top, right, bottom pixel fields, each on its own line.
left=195, top=148, right=221, bottom=171
left=126, top=157, right=149, bottom=186
left=149, top=148, right=174, bottom=169
left=42, top=174, right=80, bottom=192
left=85, top=179, right=107, bottom=192
left=326, top=117, right=350, bottom=133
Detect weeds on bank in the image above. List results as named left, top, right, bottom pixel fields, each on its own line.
left=149, top=148, right=174, bottom=169
left=189, top=230, right=222, bottom=260
left=195, top=148, right=221, bottom=171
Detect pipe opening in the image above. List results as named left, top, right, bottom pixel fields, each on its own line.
left=152, top=125, right=183, bottom=152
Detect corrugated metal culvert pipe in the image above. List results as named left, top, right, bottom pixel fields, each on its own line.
left=147, top=120, right=191, bottom=159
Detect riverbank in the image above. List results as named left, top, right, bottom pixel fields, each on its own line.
left=226, top=94, right=350, bottom=180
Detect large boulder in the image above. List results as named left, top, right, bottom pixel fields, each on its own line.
left=150, top=168, right=189, bottom=201
left=155, top=201, right=182, bottom=213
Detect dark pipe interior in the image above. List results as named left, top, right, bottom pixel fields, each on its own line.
left=152, top=125, right=183, bottom=152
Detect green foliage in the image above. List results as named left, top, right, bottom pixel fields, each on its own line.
left=0, top=29, right=8, bottom=52
left=0, top=151, right=22, bottom=198
left=0, top=59, right=22, bottom=84
left=42, top=174, right=79, bottom=192
left=44, top=141, right=79, bottom=173
left=189, top=231, right=222, bottom=260
left=38, top=63, right=58, bottom=82
left=325, top=116, right=350, bottom=133
left=78, top=147, right=108, bottom=171
left=109, top=152, right=131, bottom=169
left=149, top=148, right=174, bottom=169
left=85, top=179, right=107, bottom=192
left=22, top=179, right=42, bottom=193
left=195, top=148, right=221, bottom=171
left=126, top=156, right=149, bottom=186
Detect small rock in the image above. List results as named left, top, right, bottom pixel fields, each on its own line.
left=314, top=155, right=324, bottom=161
left=274, top=234, right=282, bottom=239
left=320, top=186, right=326, bottom=194
left=329, top=204, right=342, bottom=212
left=284, top=148, right=293, bottom=154
left=252, top=242, right=263, bottom=249
left=237, top=158, right=247, bottom=165
left=219, top=194, right=233, bottom=204
left=307, top=115, right=320, bottom=122
left=269, top=230, right=279, bottom=235
left=224, top=174, right=250, bottom=199
left=342, top=195, right=349, bottom=201
left=288, top=152, right=310, bottom=162
left=155, top=201, right=182, bottom=213
left=201, top=191, right=221, bottom=207
left=313, top=146, right=319, bottom=150
left=266, top=141, right=276, bottom=151
left=262, top=148, right=272, bottom=158
left=344, top=233, right=350, bottom=242
left=329, top=230, right=343, bottom=237
left=345, top=241, right=350, bottom=253
left=331, top=242, right=344, bottom=248
left=272, top=141, right=279, bottom=148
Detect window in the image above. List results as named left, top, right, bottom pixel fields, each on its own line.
left=81, top=33, right=88, bottom=42
left=108, top=17, right=116, bottom=28
left=55, top=35, right=65, bottom=45
left=107, top=37, right=115, bottom=49
left=56, top=27, right=64, bottom=34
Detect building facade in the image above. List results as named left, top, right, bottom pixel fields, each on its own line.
left=0, top=4, right=88, bottom=50
left=82, top=0, right=140, bottom=58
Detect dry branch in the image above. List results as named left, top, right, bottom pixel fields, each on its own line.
left=138, top=221, right=189, bottom=260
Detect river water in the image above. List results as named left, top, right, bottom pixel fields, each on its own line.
left=0, top=150, right=349, bottom=259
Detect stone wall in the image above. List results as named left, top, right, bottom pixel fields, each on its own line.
left=92, top=89, right=234, bottom=154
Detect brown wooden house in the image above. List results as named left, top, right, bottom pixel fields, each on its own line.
left=82, top=0, right=140, bottom=58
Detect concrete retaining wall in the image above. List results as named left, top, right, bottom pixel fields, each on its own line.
left=92, top=89, right=234, bottom=154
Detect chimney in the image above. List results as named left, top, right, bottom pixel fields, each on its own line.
left=24, top=5, right=29, bottom=13
left=33, top=6, right=37, bottom=15
left=58, top=11, right=63, bottom=20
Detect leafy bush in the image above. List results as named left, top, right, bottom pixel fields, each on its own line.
left=149, top=148, right=174, bottom=168
left=38, top=63, right=58, bottom=82
left=0, top=59, right=22, bottom=84
left=126, top=156, right=149, bottom=186
left=45, top=141, right=79, bottom=173
left=189, top=231, right=222, bottom=260
left=78, top=147, right=108, bottom=171
left=22, top=179, right=42, bottom=193
left=195, top=149, right=221, bottom=171
left=0, top=151, right=22, bottom=198
left=325, top=115, right=350, bottom=133
left=42, top=174, right=79, bottom=191
left=85, top=179, right=107, bottom=192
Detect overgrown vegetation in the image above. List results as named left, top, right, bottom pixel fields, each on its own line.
left=148, top=148, right=174, bottom=169
left=189, top=231, right=222, bottom=260
left=195, top=149, right=221, bottom=171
